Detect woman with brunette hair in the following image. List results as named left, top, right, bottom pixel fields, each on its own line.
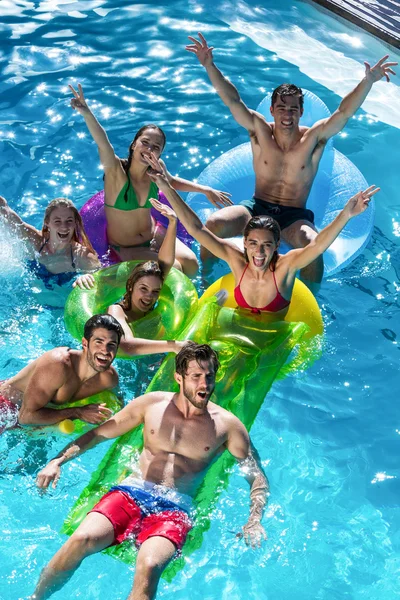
left=69, top=83, right=232, bottom=276
left=106, top=206, right=186, bottom=356
left=0, top=195, right=100, bottom=285
left=143, top=154, right=380, bottom=318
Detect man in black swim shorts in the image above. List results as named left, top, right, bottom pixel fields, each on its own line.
left=186, top=33, right=397, bottom=284
left=240, top=197, right=315, bottom=232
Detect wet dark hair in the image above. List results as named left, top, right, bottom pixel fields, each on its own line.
left=271, top=83, right=304, bottom=110
left=42, top=198, right=96, bottom=255
left=83, top=314, right=124, bottom=345
left=120, top=261, right=164, bottom=312
left=175, top=342, right=220, bottom=377
left=243, top=216, right=281, bottom=271
left=120, top=124, right=166, bottom=203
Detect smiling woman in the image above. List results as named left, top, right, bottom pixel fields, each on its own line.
left=0, top=195, right=100, bottom=284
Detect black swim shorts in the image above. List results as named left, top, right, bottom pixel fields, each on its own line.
left=240, top=197, right=315, bottom=231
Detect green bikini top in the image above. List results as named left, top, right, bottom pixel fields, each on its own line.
left=105, top=180, right=158, bottom=211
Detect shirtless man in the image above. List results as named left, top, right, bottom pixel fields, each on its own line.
left=0, top=314, right=122, bottom=432
left=32, top=342, right=269, bottom=600
left=186, top=33, right=397, bottom=283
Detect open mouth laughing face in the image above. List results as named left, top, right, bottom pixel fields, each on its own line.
left=85, top=327, right=119, bottom=373
left=46, top=206, right=76, bottom=244
left=133, top=129, right=165, bottom=166
left=244, top=229, right=278, bottom=271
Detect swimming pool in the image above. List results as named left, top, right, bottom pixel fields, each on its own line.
left=0, top=0, right=399, bottom=598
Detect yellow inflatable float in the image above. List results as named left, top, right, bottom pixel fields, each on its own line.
left=200, top=273, right=323, bottom=339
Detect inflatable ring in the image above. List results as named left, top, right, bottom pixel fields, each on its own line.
left=200, top=273, right=323, bottom=339
left=186, top=90, right=374, bottom=276
left=64, top=261, right=198, bottom=358
left=80, top=191, right=193, bottom=265
left=19, top=389, right=123, bottom=438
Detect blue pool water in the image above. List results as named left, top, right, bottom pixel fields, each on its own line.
left=0, top=0, right=399, bottom=598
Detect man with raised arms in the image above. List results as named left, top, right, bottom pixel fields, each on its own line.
left=186, top=33, right=397, bottom=283
left=32, top=342, right=269, bottom=600
left=0, top=314, right=122, bottom=432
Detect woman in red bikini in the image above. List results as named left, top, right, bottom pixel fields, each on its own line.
left=144, top=153, right=379, bottom=317
left=69, top=84, right=232, bottom=276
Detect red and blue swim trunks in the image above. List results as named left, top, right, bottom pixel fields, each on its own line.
left=89, top=480, right=193, bottom=550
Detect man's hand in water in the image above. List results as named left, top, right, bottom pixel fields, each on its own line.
left=186, top=33, right=214, bottom=67
left=69, top=83, right=90, bottom=115
left=365, top=55, right=397, bottom=83
left=36, top=459, right=62, bottom=490
left=75, top=403, right=112, bottom=424
left=238, top=518, right=267, bottom=548
left=344, top=185, right=380, bottom=218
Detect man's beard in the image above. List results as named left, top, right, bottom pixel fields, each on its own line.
left=86, top=349, right=111, bottom=372
left=183, top=381, right=214, bottom=409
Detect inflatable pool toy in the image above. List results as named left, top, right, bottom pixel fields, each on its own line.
left=64, top=261, right=198, bottom=358
left=56, top=389, right=123, bottom=435
left=200, top=272, right=323, bottom=340
left=186, top=90, right=374, bottom=276
left=63, top=290, right=322, bottom=579
left=80, top=190, right=193, bottom=265
left=12, top=389, right=123, bottom=439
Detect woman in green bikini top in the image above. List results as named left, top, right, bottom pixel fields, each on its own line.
left=70, top=84, right=232, bottom=275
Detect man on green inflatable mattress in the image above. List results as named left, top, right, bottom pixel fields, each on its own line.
left=32, top=342, right=269, bottom=600
left=0, top=314, right=122, bottom=433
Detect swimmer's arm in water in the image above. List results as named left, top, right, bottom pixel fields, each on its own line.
left=69, top=83, right=121, bottom=170
left=18, top=357, right=112, bottom=426
left=36, top=392, right=155, bottom=489
left=146, top=158, right=242, bottom=267
left=149, top=197, right=177, bottom=277
left=0, top=195, right=42, bottom=249
left=159, top=160, right=232, bottom=208
left=313, top=55, right=397, bottom=142
left=107, top=304, right=184, bottom=356
left=285, top=186, right=380, bottom=273
left=186, top=33, right=257, bottom=133
left=71, top=247, right=101, bottom=289
left=226, top=418, right=269, bottom=547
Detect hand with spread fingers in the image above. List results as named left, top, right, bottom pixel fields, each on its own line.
left=186, top=32, right=214, bottom=67
left=239, top=519, right=267, bottom=548
left=365, top=55, right=397, bottom=83
left=204, top=187, right=233, bottom=208
left=73, top=273, right=96, bottom=290
left=149, top=197, right=177, bottom=223
left=344, top=185, right=380, bottom=218
left=69, top=83, right=90, bottom=115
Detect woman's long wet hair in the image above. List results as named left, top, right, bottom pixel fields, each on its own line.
left=243, top=216, right=281, bottom=271
left=120, top=261, right=164, bottom=312
left=42, top=198, right=96, bottom=254
left=120, top=125, right=166, bottom=203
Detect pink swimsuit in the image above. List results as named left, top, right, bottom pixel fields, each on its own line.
left=234, top=264, right=290, bottom=314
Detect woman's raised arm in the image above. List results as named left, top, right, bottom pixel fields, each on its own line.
left=285, top=186, right=380, bottom=273
left=69, top=83, right=121, bottom=170
left=0, top=195, right=42, bottom=249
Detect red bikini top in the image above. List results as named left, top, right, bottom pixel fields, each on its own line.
left=234, top=264, right=291, bottom=314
